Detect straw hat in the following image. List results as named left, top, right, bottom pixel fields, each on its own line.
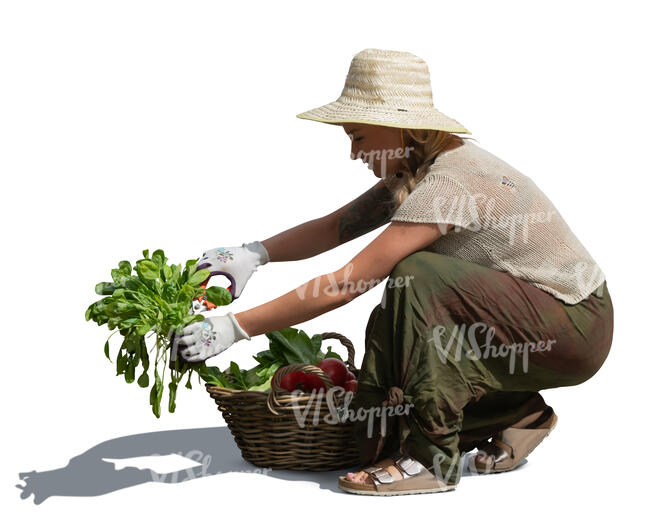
left=297, top=48, right=471, bottom=134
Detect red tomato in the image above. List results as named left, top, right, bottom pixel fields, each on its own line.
left=317, top=358, right=349, bottom=387
left=343, top=379, right=358, bottom=393
left=345, top=371, right=356, bottom=382
left=279, top=371, right=308, bottom=392
left=303, top=373, right=327, bottom=393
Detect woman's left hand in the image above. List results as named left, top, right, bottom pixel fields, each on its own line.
left=174, top=312, right=251, bottom=362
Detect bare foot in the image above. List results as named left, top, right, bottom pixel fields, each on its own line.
left=345, top=470, right=372, bottom=484
left=344, top=455, right=404, bottom=484
left=474, top=452, right=493, bottom=469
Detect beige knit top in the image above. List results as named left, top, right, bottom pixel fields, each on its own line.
left=390, top=140, right=605, bottom=304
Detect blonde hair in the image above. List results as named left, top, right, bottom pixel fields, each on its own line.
left=384, top=129, right=476, bottom=208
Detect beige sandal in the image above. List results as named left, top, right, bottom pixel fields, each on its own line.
left=473, top=407, right=558, bottom=474
left=338, top=453, right=456, bottom=496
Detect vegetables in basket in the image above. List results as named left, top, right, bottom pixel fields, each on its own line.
left=196, top=328, right=346, bottom=392
left=272, top=358, right=358, bottom=393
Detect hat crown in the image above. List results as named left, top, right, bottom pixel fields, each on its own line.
left=296, top=48, right=470, bottom=134
left=340, top=48, right=435, bottom=111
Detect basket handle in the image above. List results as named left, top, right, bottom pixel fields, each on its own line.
left=320, top=331, right=356, bottom=371
left=266, top=363, right=335, bottom=415
left=266, top=331, right=356, bottom=415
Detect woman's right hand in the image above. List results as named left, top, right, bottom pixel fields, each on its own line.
left=196, top=241, right=270, bottom=299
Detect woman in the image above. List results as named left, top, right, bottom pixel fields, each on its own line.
left=175, top=49, right=613, bottom=496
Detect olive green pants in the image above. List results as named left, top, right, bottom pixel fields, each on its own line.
left=351, top=251, right=613, bottom=485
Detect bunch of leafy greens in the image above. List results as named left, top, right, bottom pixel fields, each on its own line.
left=196, top=328, right=343, bottom=392
left=86, top=249, right=232, bottom=418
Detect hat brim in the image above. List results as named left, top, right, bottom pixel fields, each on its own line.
left=296, top=99, right=471, bottom=134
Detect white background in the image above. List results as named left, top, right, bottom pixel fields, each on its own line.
left=2, top=0, right=648, bottom=527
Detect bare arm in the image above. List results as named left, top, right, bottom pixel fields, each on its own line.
left=235, top=221, right=451, bottom=337
left=261, top=180, right=397, bottom=261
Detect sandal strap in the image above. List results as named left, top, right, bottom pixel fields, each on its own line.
left=475, top=410, right=557, bottom=472
left=363, top=465, right=396, bottom=485
left=491, top=438, right=515, bottom=458
left=394, top=454, right=424, bottom=476
left=477, top=436, right=514, bottom=463
left=362, top=453, right=426, bottom=485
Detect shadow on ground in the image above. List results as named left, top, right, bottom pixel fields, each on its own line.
left=16, top=426, right=515, bottom=504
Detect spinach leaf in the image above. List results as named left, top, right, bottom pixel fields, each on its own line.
left=168, top=381, right=178, bottom=413
left=227, top=361, right=248, bottom=390
left=205, top=286, right=232, bottom=306
left=195, top=365, right=231, bottom=387
left=188, top=268, right=210, bottom=287
left=104, top=339, right=111, bottom=362
left=135, top=260, right=159, bottom=280
left=324, top=345, right=343, bottom=361
left=137, top=371, right=149, bottom=388
left=266, top=328, right=321, bottom=364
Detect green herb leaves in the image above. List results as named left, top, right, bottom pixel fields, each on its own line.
left=87, top=249, right=232, bottom=418
left=87, top=249, right=343, bottom=415
left=205, top=286, right=233, bottom=306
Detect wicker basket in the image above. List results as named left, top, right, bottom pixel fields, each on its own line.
left=205, top=332, right=361, bottom=471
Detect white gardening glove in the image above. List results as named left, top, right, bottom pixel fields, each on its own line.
left=174, top=312, right=251, bottom=363
left=196, top=241, right=270, bottom=299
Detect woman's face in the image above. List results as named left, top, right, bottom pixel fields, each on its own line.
left=342, top=123, right=405, bottom=179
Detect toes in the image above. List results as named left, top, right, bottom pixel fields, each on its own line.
left=475, top=452, right=494, bottom=468
left=345, top=471, right=370, bottom=484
